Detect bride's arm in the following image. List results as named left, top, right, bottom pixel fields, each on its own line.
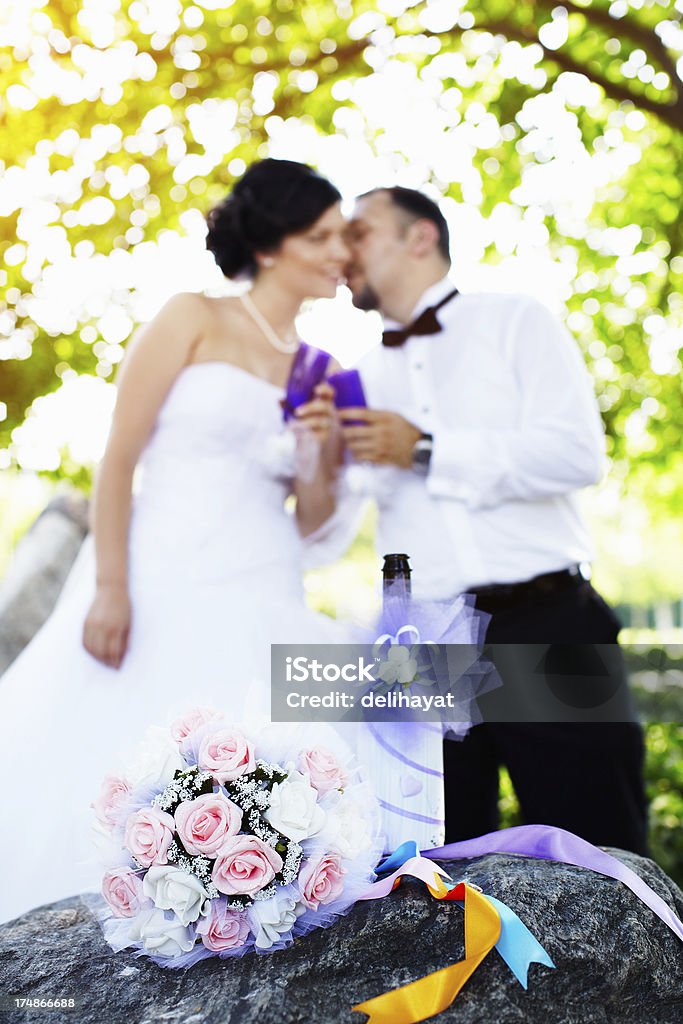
left=83, top=293, right=205, bottom=668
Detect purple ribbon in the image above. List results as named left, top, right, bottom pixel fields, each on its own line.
left=422, top=824, right=683, bottom=943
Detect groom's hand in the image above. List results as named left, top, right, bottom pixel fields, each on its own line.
left=339, top=408, right=422, bottom=468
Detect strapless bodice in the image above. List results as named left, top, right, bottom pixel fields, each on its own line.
left=129, top=362, right=303, bottom=585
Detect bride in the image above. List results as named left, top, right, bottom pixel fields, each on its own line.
left=0, top=159, right=357, bottom=923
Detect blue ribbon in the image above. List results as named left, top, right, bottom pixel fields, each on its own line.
left=377, top=841, right=555, bottom=988
left=484, top=894, right=555, bottom=987
left=377, top=840, right=419, bottom=875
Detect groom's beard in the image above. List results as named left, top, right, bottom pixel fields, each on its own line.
left=350, top=281, right=381, bottom=312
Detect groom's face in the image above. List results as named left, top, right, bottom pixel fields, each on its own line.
left=345, top=192, right=411, bottom=312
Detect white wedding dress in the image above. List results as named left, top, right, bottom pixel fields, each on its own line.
left=0, top=362, right=445, bottom=924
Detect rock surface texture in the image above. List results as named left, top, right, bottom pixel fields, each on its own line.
left=1, top=849, right=682, bottom=1024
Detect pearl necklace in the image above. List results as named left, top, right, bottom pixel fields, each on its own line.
left=239, top=291, right=299, bottom=354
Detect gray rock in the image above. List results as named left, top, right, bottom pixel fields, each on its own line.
left=1, top=850, right=681, bottom=1024
left=0, top=492, right=88, bottom=674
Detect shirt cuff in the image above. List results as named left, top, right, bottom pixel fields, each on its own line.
left=427, top=428, right=479, bottom=504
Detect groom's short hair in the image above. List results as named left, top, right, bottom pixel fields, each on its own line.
left=364, top=186, right=451, bottom=263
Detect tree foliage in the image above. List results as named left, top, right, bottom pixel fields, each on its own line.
left=1, top=0, right=681, bottom=511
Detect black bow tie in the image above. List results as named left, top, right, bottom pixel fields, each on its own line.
left=381, top=287, right=460, bottom=347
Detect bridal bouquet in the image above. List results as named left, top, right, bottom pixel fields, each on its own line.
left=91, top=710, right=381, bottom=967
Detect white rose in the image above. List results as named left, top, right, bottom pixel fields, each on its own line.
left=142, top=865, right=210, bottom=926
left=264, top=769, right=325, bottom=842
left=128, top=906, right=195, bottom=958
left=127, top=727, right=186, bottom=789
left=247, top=889, right=301, bottom=950
left=324, top=800, right=374, bottom=860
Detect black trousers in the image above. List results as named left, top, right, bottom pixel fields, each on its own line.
left=443, top=579, right=649, bottom=855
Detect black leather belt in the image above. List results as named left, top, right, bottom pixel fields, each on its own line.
left=470, top=565, right=587, bottom=610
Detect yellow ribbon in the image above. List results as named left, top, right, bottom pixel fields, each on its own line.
left=352, top=883, right=502, bottom=1024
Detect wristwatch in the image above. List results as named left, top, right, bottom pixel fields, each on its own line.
left=411, top=433, right=433, bottom=475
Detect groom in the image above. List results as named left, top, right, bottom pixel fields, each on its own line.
left=340, top=186, right=648, bottom=855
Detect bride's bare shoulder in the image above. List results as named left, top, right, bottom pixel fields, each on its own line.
left=148, top=294, right=251, bottom=355
left=198, top=293, right=246, bottom=323
left=155, top=291, right=215, bottom=322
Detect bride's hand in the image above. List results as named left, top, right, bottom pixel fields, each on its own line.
left=82, top=583, right=131, bottom=669
left=294, top=382, right=338, bottom=446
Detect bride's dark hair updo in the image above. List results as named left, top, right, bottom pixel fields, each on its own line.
left=206, top=159, right=341, bottom=279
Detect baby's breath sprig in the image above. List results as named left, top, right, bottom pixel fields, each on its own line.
left=151, top=766, right=213, bottom=815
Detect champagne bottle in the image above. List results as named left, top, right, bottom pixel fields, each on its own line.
left=364, top=552, right=445, bottom=851
left=382, top=552, right=411, bottom=617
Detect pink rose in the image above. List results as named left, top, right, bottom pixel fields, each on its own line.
left=299, top=854, right=346, bottom=910
left=212, top=835, right=283, bottom=897
left=198, top=729, right=255, bottom=784
left=92, top=775, right=131, bottom=830
left=123, top=807, right=176, bottom=867
left=174, top=792, right=243, bottom=857
left=196, top=900, right=250, bottom=952
left=298, top=747, right=349, bottom=796
left=170, top=707, right=223, bottom=743
left=102, top=867, right=146, bottom=918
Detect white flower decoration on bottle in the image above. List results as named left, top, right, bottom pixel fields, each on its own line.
left=373, top=625, right=438, bottom=691
left=377, top=645, right=419, bottom=686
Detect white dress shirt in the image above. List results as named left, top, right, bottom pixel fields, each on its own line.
left=309, top=278, right=606, bottom=601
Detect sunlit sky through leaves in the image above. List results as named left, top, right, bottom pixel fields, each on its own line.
left=0, top=0, right=681, bottom=482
